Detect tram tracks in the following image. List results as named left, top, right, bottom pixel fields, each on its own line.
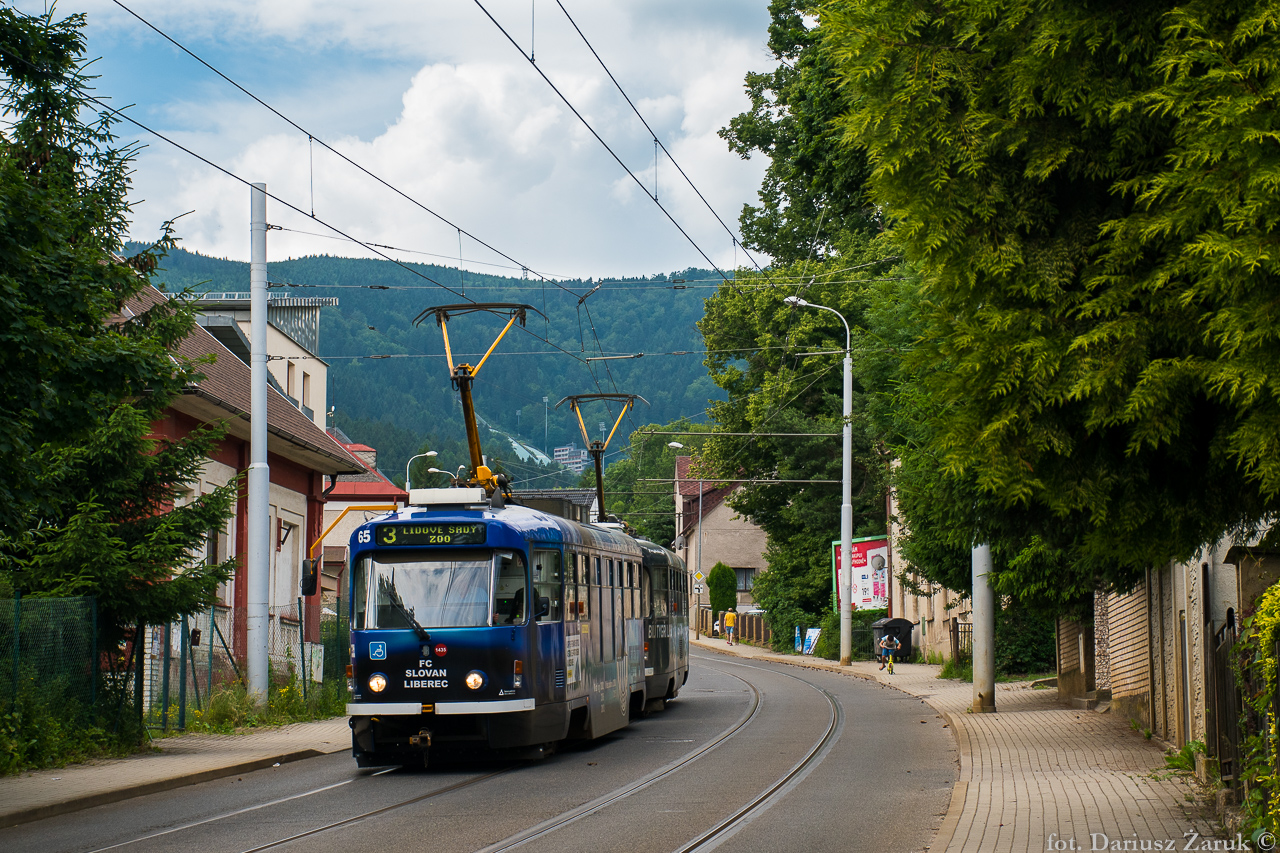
left=672, top=659, right=843, bottom=853
left=476, top=667, right=763, bottom=853
left=480, top=655, right=841, bottom=853
left=77, top=655, right=836, bottom=853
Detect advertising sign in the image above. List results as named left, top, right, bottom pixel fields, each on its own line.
left=832, top=537, right=889, bottom=610
left=803, top=628, right=822, bottom=655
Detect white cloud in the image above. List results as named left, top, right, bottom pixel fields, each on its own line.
left=20, top=0, right=774, bottom=277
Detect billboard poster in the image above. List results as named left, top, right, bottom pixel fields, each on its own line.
left=832, top=537, right=889, bottom=610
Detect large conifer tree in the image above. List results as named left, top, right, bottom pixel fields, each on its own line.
left=0, top=7, right=235, bottom=646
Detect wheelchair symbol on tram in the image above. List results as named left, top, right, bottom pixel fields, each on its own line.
left=370, top=641, right=387, bottom=660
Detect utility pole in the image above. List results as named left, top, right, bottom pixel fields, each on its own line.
left=543, top=397, right=549, bottom=452
left=247, top=183, right=270, bottom=703
left=972, top=542, right=996, bottom=713
left=784, top=296, right=853, bottom=665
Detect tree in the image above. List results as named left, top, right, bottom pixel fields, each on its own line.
left=0, top=7, right=236, bottom=647
left=720, top=0, right=877, bottom=262
left=597, top=419, right=710, bottom=545
left=707, top=562, right=738, bottom=619
left=698, top=234, right=898, bottom=639
left=820, top=0, right=1280, bottom=606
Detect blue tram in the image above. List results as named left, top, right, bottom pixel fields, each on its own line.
left=345, top=487, right=689, bottom=766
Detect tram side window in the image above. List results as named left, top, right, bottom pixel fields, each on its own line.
left=596, top=557, right=608, bottom=660
left=532, top=549, right=562, bottom=622
left=627, top=562, right=637, bottom=620
left=354, top=556, right=369, bottom=629
left=493, top=552, right=528, bottom=625
left=565, top=553, right=578, bottom=618
left=641, top=567, right=651, bottom=618
left=577, top=554, right=589, bottom=620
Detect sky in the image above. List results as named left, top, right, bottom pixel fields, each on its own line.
left=15, top=0, right=776, bottom=280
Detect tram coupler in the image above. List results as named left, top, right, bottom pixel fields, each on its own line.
left=410, top=729, right=433, bottom=748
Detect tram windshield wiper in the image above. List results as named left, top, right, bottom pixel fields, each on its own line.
left=381, top=572, right=431, bottom=642
left=389, top=597, right=431, bottom=642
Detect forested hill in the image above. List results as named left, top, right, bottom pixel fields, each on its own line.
left=137, top=245, right=722, bottom=482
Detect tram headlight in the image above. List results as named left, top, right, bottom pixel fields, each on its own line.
left=465, top=670, right=487, bottom=691
left=368, top=673, right=388, bottom=693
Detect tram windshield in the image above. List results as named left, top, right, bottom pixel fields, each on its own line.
left=353, top=550, right=525, bottom=629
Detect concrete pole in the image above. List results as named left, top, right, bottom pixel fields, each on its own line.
left=697, top=479, right=704, bottom=633
left=972, top=542, right=996, bottom=712
left=783, top=297, right=854, bottom=665
left=839, top=352, right=853, bottom=666
left=247, top=183, right=270, bottom=702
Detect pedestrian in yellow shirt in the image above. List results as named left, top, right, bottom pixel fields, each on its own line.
left=724, top=610, right=737, bottom=646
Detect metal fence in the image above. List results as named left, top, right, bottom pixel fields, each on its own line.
left=1206, top=620, right=1243, bottom=789
left=1, top=595, right=354, bottom=740
left=141, top=598, right=349, bottom=731
left=951, top=620, right=973, bottom=662
left=850, top=626, right=878, bottom=660
left=0, top=596, right=98, bottom=717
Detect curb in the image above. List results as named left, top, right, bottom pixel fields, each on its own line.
left=0, top=748, right=325, bottom=829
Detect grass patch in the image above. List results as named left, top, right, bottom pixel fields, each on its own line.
left=185, top=676, right=347, bottom=733
left=939, top=657, right=973, bottom=681
left=998, top=670, right=1055, bottom=683
left=1164, top=740, right=1204, bottom=772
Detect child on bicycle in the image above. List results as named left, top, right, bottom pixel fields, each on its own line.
left=879, top=632, right=901, bottom=671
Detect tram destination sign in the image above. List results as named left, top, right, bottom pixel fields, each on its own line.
left=375, top=523, right=485, bottom=546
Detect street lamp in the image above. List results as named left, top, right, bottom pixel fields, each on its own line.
left=405, top=450, right=437, bottom=491
left=784, top=295, right=854, bottom=666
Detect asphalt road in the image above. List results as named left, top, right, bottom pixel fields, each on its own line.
left=5, top=652, right=956, bottom=853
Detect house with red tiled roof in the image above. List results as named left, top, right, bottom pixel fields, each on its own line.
left=673, top=456, right=767, bottom=616
left=136, top=285, right=365, bottom=660
left=317, top=430, right=409, bottom=601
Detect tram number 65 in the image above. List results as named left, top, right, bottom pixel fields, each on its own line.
left=357, top=530, right=371, bottom=544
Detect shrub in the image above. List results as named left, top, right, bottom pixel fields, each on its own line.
left=1234, top=585, right=1280, bottom=840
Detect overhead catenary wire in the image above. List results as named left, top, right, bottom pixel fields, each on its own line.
left=469, top=0, right=739, bottom=288
left=107, top=0, right=567, bottom=293
left=552, top=0, right=764, bottom=274
left=103, top=0, right=637, bottom=407
left=2, top=28, right=671, bottom=474
left=13, top=12, right=803, bottom=468
left=45, top=85, right=631, bottom=386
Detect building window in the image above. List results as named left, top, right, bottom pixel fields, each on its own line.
left=302, top=371, right=311, bottom=407
left=287, top=361, right=296, bottom=397
left=735, top=568, right=755, bottom=592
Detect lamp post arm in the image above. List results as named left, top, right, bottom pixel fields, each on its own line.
left=809, top=302, right=851, bottom=353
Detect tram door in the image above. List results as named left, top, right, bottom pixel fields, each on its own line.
left=531, top=549, right=563, bottom=699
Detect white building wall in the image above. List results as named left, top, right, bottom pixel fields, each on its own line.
left=684, top=495, right=768, bottom=609
left=887, top=484, right=966, bottom=661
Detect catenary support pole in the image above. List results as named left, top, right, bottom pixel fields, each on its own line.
left=972, top=542, right=996, bottom=713
left=178, top=616, right=188, bottom=730
left=697, top=478, right=704, bottom=634
left=247, top=182, right=270, bottom=702
left=839, top=351, right=853, bottom=666
left=161, top=622, right=171, bottom=731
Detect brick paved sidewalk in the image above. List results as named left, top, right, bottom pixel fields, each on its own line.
left=692, top=636, right=1216, bottom=852
left=0, top=717, right=350, bottom=828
